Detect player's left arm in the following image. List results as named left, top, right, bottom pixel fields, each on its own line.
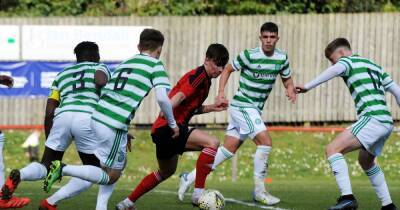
left=282, top=77, right=296, bottom=104
left=94, top=64, right=111, bottom=95
left=194, top=103, right=227, bottom=115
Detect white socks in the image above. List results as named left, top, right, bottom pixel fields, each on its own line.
left=20, top=162, right=47, bottom=181
left=365, top=165, right=392, bottom=206
left=212, top=146, right=234, bottom=170
left=0, top=133, right=4, bottom=186
left=62, top=165, right=109, bottom=185
left=254, top=145, right=271, bottom=194
left=328, top=153, right=352, bottom=196
left=47, top=178, right=92, bottom=205
left=96, top=183, right=116, bottom=210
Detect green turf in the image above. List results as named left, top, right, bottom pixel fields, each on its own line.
left=3, top=130, right=400, bottom=209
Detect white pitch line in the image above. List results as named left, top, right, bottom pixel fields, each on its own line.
left=153, top=189, right=291, bottom=210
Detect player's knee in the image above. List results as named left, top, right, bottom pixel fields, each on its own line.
left=325, top=143, right=340, bottom=157
left=358, top=156, right=374, bottom=170
left=107, top=173, right=121, bottom=184
left=158, top=168, right=176, bottom=179
left=106, top=170, right=122, bottom=184
left=205, top=137, right=219, bottom=149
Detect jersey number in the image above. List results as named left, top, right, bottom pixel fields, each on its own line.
left=366, top=68, right=381, bottom=90
left=72, top=71, right=85, bottom=91
left=114, top=69, right=132, bottom=90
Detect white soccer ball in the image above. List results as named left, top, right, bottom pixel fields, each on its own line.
left=198, top=189, right=225, bottom=210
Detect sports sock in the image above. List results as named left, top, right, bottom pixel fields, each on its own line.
left=0, top=133, right=4, bottom=186
left=96, top=183, right=116, bottom=210
left=194, top=147, right=216, bottom=188
left=62, top=165, right=109, bottom=184
left=186, top=146, right=234, bottom=185
left=253, top=145, right=271, bottom=194
left=47, top=178, right=92, bottom=205
left=328, top=153, right=352, bottom=196
left=365, top=164, right=392, bottom=206
left=128, top=171, right=163, bottom=202
left=20, top=162, right=47, bottom=181
left=212, top=146, right=234, bottom=170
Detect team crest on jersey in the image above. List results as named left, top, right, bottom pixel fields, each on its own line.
left=275, top=64, right=281, bottom=71
left=255, top=118, right=262, bottom=125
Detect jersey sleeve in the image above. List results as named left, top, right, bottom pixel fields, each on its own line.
left=179, top=71, right=206, bottom=98
left=48, top=79, right=60, bottom=101
left=337, top=57, right=352, bottom=76
left=381, top=71, right=394, bottom=90
left=231, top=49, right=250, bottom=71
left=151, top=62, right=171, bottom=90
left=97, top=63, right=112, bottom=80
left=280, top=54, right=291, bottom=78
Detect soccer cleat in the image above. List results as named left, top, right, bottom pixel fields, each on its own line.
left=177, top=172, right=191, bottom=202
left=328, top=194, right=358, bottom=210
left=44, top=160, right=64, bottom=193
left=0, top=196, right=30, bottom=209
left=39, top=199, right=57, bottom=210
left=115, top=199, right=136, bottom=210
left=382, top=203, right=397, bottom=210
left=0, top=169, right=21, bottom=200
left=253, top=191, right=280, bottom=205
left=191, top=190, right=202, bottom=207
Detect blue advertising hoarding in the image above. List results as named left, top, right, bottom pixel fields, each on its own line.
left=0, top=61, right=119, bottom=96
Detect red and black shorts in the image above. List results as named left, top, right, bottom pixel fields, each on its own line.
left=151, top=124, right=196, bottom=160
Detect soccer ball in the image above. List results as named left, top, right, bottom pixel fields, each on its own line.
left=198, top=189, right=225, bottom=210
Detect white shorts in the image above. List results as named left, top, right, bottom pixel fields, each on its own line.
left=349, top=116, right=393, bottom=156
left=225, top=105, right=266, bottom=141
left=45, top=112, right=97, bottom=154
left=92, top=120, right=127, bottom=170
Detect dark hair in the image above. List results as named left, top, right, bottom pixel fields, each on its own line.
left=138, top=28, right=164, bottom=51
left=206, top=43, right=229, bottom=67
left=260, top=22, right=278, bottom=34
left=74, top=41, right=100, bottom=63
left=325, top=38, right=351, bottom=59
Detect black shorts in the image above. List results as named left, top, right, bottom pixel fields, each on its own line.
left=151, top=124, right=195, bottom=160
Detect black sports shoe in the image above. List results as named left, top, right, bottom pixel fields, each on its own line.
left=328, top=194, right=358, bottom=210
left=382, top=203, right=397, bottom=210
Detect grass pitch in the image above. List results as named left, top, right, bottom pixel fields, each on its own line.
left=3, top=129, right=400, bottom=209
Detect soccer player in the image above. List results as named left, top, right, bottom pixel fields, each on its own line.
left=43, top=29, right=179, bottom=202
left=296, top=38, right=398, bottom=210
left=0, top=41, right=111, bottom=209
left=178, top=22, right=296, bottom=205
left=115, top=43, right=229, bottom=210
left=0, top=75, right=13, bottom=186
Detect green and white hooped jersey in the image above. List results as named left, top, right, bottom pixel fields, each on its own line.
left=51, top=62, right=111, bottom=116
left=230, top=47, right=291, bottom=112
left=338, top=55, right=394, bottom=125
left=92, top=54, right=171, bottom=131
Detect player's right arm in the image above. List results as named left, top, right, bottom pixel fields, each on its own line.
left=296, top=62, right=346, bottom=93
left=45, top=87, right=60, bottom=139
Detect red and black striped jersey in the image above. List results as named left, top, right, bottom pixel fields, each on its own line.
left=152, top=66, right=211, bottom=130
